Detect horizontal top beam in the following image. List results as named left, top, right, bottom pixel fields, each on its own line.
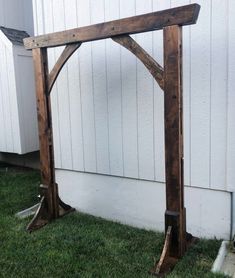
left=24, top=4, right=200, bottom=49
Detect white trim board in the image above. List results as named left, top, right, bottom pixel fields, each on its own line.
left=56, top=169, right=231, bottom=239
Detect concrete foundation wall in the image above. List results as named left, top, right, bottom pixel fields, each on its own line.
left=56, top=169, right=231, bottom=240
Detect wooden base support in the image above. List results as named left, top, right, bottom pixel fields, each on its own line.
left=26, top=184, right=75, bottom=232
left=58, top=197, right=75, bottom=217
left=149, top=227, right=198, bottom=277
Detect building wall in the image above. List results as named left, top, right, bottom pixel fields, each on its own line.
left=56, top=169, right=231, bottom=239
left=33, top=0, right=235, bottom=238
left=0, top=151, right=39, bottom=169
left=0, top=39, right=38, bottom=154
left=0, top=0, right=37, bottom=155
left=0, top=0, right=34, bottom=35
left=0, top=38, right=22, bottom=153
left=13, top=46, right=38, bottom=154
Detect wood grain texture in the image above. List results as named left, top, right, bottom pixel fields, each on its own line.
left=48, top=43, right=81, bottom=94
left=32, top=47, right=58, bottom=218
left=27, top=44, right=75, bottom=231
left=163, top=25, right=186, bottom=257
left=24, top=4, right=200, bottom=49
left=112, top=35, right=164, bottom=90
left=32, top=48, right=53, bottom=185
left=171, top=0, right=191, bottom=187
left=164, top=25, right=183, bottom=212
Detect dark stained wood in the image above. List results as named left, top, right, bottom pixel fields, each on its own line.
left=48, top=43, right=81, bottom=94
left=27, top=196, right=49, bottom=231
left=32, top=48, right=58, bottom=220
left=27, top=48, right=74, bottom=231
left=25, top=4, right=201, bottom=275
left=24, top=4, right=200, bottom=49
left=112, top=35, right=164, bottom=90
left=150, top=24, right=187, bottom=276
left=151, top=226, right=173, bottom=275
left=163, top=25, right=185, bottom=258
left=33, top=50, right=53, bottom=200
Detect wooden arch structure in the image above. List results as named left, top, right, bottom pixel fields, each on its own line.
left=24, top=4, right=200, bottom=276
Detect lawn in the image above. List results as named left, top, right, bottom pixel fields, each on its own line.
left=0, top=167, right=226, bottom=278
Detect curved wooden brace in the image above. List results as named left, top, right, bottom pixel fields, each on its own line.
left=112, top=35, right=164, bottom=90
left=48, top=43, right=82, bottom=94
left=150, top=226, right=176, bottom=275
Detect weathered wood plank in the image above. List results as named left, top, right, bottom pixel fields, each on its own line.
left=28, top=48, right=75, bottom=231
left=112, top=35, right=164, bottom=90
left=163, top=25, right=185, bottom=257
left=24, top=4, right=200, bottom=49
left=48, top=43, right=81, bottom=94
left=32, top=47, right=58, bottom=218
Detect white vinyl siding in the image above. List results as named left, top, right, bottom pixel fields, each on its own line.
left=0, top=42, right=20, bottom=153
left=0, top=0, right=34, bottom=35
left=0, top=37, right=38, bottom=154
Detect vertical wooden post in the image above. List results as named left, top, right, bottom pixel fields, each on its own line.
left=27, top=48, right=75, bottom=231
left=28, top=48, right=59, bottom=230
left=163, top=25, right=185, bottom=258
left=150, top=25, right=196, bottom=276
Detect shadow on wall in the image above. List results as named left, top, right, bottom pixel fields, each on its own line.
left=0, top=151, right=40, bottom=169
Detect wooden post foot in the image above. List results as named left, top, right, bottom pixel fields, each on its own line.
left=149, top=226, right=177, bottom=277
left=58, top=197, right=75, bottom=217
left=149, top=227, right=198, bottom=277
left=26, top=196, right=50, bottom=231
left=26, top=195, right=75, bottom=232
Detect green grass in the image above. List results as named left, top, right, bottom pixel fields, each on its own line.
left=0, top=168, right=226, bottom=278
